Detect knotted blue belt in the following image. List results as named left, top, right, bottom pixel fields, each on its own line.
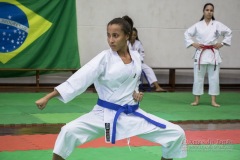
left=97, top=98, right=166, bottom=144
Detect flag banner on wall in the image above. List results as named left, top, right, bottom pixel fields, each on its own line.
left=0, top=0, right=80, bottom=77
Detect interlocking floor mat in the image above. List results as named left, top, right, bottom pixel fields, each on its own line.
left=0, top=145, right=239, bottom=160
left=1, top=130, right=240, bottom=151
left=0, top=92, right=240, bottom=125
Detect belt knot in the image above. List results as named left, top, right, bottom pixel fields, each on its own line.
left=122, top=104, right=136, bottom=114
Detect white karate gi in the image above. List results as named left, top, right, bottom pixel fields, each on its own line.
left=184, top=20, right=232, bottom=95
left=53, top=49, right=187, bottom=159
left=128, top=40, right=158, bottom=86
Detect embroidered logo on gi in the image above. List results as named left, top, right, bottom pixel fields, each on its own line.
left=133, top=73, right=136, bottom=78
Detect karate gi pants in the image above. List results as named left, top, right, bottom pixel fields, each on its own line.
left=193, top=64, right=220, bottom=95
left=142, top=63, right=158, bottom=86
left=53, top=106, right=187, bottom=159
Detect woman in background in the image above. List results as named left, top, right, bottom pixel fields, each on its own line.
left=129, top=27, right=167, bottom=92
left=184, top=3, right=232, bottom=107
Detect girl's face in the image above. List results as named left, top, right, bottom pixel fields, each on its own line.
left=107, top=24, right=129, bottom=52
left=203, top=5, right=214, bottom=20
left=130, top=30, right=137, bottom=42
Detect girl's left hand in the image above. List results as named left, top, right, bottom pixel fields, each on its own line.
left=214, top=43, right=223, bottom=49
left=133, top=91, right=144, bottom=102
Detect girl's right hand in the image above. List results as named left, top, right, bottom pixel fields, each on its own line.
left=35, top=97, right=48, bottom=110
left=35, top=90, right=59, bottom=110
left=192, top=43, right=203, bottom=50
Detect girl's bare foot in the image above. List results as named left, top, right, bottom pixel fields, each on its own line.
left=191, top=95, right=200, bottom=106
left=153, top=82, right=167, bottom=92
left=211, top=96, right=220, bottom=107
left=212, top=102, right=220, bottom=108
left=155, top=87, right=167, bottom=92
left=191, top=102, right=198, bottom=106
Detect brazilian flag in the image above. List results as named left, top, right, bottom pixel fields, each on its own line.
left=0, top=0, right=80, bottom=77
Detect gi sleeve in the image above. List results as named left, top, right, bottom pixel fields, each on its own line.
left=134, top=75, right=141, bottom=93
left=184, top=24, right=197, bottom=48
left=131, top=51, right=142, bottom=93
left=138, top=42, right=145, bottom=61
left=55, top=51, right=107, bottom=103
left=218, top=22, right=232, bottom=46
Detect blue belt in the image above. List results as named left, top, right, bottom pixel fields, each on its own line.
left=97, top=98, right=166, bottom=144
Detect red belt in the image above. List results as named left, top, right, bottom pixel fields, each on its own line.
left=198, top=45, right=216, bottom=71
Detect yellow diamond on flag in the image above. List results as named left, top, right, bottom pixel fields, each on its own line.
left=0, top=0, right=52, bottom=64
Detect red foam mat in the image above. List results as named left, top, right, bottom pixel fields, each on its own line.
left=0, top=130, right=240, bottom=151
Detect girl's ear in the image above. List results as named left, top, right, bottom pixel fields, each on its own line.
left=126, top=34, right=129, bottom=40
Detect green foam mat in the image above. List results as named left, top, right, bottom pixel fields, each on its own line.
left=0, top=92, right=239, bottom=124
left=0, top=145, right=239, bottom=160
left=33, top=113, right=84, bottom=123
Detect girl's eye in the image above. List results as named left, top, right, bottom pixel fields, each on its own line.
left=107, top=33, right=119, bottom=38
left=113, top=34, right=119, bottom=38
left=205, top=9, right=213, bottom=12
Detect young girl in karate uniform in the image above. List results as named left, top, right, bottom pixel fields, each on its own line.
left=36, top=16, right=187, bottom=160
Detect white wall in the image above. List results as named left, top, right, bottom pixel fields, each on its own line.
left=76, top=0, right=240, bottom=68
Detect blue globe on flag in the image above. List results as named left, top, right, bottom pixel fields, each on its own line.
left=0, top=1, right=52, bottom=64
left=0, top=2, right=29, bottom=53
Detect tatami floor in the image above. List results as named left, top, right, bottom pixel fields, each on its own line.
left=0, top=91, right=240, bottom=159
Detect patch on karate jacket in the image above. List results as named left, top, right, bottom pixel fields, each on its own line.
left=105, top=123, right=111, bottom=143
